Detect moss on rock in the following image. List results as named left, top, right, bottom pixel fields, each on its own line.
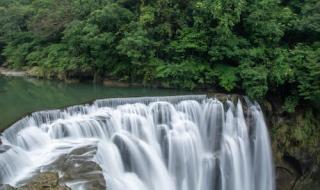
left=269, top=107, right=320, bottom=190
left=1, top=172, right=71, bottom=190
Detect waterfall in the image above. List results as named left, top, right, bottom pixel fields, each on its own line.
left=0, top=95, right=275, bottom=190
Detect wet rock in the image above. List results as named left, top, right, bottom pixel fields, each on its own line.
left=276, top=166, right=297, bottom=190
left=4, top=144, right=106, bottom=190
left=279, top=149, right=320, bottom=190
left=0, top=184, right=16, bottom=190
left=0, top=145, right=11, bottom=153
left=43, top=144, right=106, bottom=190
left=275, top=152, right=320, bottom=190
left=270, top=108, right=320, bottom=190
left=18, top=172, right=71, bottom=190
left=0, top=172, right=71, bottom=190
left=207, top=93, right=242, bottom=103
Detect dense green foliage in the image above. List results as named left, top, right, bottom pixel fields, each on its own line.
left=0, top=0, right=319, bottom=107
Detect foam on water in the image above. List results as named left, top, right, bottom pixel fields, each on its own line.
left=0, top=95, right=275, bottom=190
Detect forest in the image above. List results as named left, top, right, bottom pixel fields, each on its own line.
left=0, top=1, right=320, bottom=189
left=0, top=0, right=319, bottom=111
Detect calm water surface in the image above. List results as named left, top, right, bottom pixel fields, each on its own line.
left=0, top=76, right=193, bottom=130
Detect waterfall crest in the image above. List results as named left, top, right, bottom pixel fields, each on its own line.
left=0, top=95, right=275, bottom=190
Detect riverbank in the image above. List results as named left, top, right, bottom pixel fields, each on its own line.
left=0, top=75, right=195, bottom=131
left=0, top=66, right=226, bottom=92
left=0, top=66, right=160, bottom=88
left=0, top=67, right=26, bottom=77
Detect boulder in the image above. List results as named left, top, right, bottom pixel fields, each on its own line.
left=0, top=184, right=16, bottom=190
left=42, top=144, right=106, bottom=190
left=3, top=144, right=107, bottom=190
left=0, top=172, right=71, bottom=190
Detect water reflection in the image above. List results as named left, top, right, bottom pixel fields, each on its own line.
left=0, top=76, right=192, bottom=130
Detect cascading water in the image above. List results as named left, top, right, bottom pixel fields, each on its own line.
left=0, top=95, right=275, bottom=190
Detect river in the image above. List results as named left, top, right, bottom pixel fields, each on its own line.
left=0, top=76, right=192, bottom=131
left=0, top=95, right=275, bottom=190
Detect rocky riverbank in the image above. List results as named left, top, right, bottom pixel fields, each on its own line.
left=0, top=67, right=26, bottom=77
left=0, top=66, right=146, bottom=87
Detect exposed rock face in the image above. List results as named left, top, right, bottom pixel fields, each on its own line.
left=260, top=99, right=320, bottom=190
left=273, top=147, right=320, bottom=190
left=0, top=144, right=106, bottom=190
left=42, top=144, right=106, bottom=190
left=0, top=184, right=16, bottom=190
left=0, top=172, right=70, bottom=190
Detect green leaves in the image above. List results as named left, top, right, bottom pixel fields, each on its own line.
left=212, top=64, right=238, bottom=92
left=294, top=0, right=320, bottom=41
left=155, top=59, right=213, bottom=89
left=117, top=23, right=154, bottom=64
left=0, top=0, right=319, bottom=107
left=239, top=61, right=269, bottom=99
left=243, top=0, right=293, bottom=45
left=288, top=44, right=320, bottom=101
left=168, top=27, right=208, bottom=56
left=27, top=0, right=73, bottom=39
left=88, top=3, right=134, bottom=32
left=283, top=96, right=299, bottom=113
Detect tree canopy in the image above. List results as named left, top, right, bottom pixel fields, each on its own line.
left=0, top=0, right=319, bottom=110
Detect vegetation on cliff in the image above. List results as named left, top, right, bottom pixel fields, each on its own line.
left=269, top=106, right=320, bottom=189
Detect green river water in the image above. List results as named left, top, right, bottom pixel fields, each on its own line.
left=0, top=76, right=193, bottom=131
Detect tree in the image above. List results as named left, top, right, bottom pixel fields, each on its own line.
left=0, top=0, right=318, bottom=106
